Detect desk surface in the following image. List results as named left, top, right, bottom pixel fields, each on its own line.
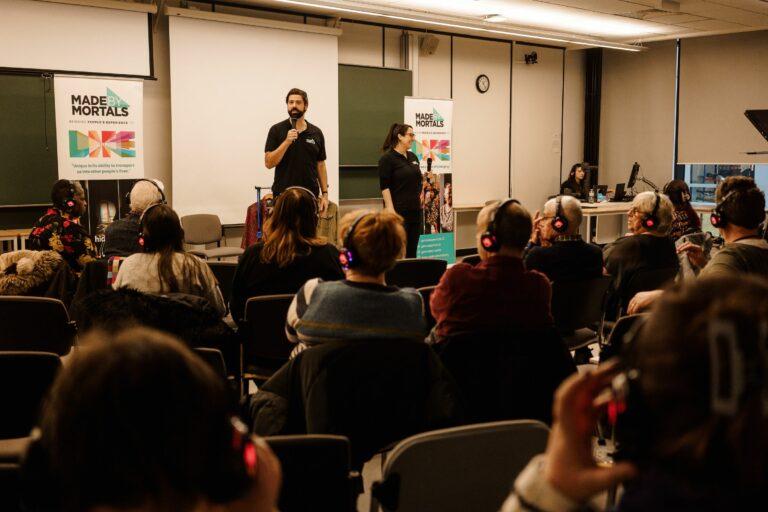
left=580, top=201, right=633, bottom=214
left=0, top=228, right=30, bottom=237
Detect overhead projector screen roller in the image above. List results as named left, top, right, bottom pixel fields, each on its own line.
left=0, top=0, right=151, bottom=77
left=169, top=14, right=340, bottom=225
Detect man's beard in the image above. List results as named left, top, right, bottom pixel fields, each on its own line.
left=289, top=109, right=304, bottom=119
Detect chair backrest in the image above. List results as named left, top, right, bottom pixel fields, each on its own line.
left=621, top=266, right=678, bottom=312
left=0, top=297, right=76, bottom=355
left=266, top=434, right=357, bottom=512
left=0, top=352, right=61, bottom=439
left=193, top=347, right=227, bottom=380
left=206, top=261, right=237, bottom=305
left=243, top=294, right=295, bottom=363
left=460, top=254, right=481, bottom=266
left=551, top=276, right=613, bottom=332
left=373, top=420, right=549, bottom=512
left=386, top=258, right=447, bottom=289
left=417, top=286, right=436, bottom=331
left=601, top=314, right=649, bottom=361
left=180, top=214, right=223, bottom=245
left=0, top=436, right=31, bottom=512
left=438, top=327, right=576, bottom=425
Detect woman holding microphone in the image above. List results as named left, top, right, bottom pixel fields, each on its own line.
left=378, top=123, right=422, bottom=257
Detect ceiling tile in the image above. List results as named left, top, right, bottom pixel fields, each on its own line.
left=642, top=13, right=708, bottom=23
left=675, top=19, right=751, bottom=30
left=678, top=0, right=768, bottom=26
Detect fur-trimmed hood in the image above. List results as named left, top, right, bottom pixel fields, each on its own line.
left=0, top=250, right=64, bottom=296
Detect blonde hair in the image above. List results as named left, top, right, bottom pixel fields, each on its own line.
left=338, top=210, right=406, bottom=275
left=633, top=191, right=674, bottom=235
left=129, top=180, right=164, bottom=213
left=261, top=188, right=324, bottom=268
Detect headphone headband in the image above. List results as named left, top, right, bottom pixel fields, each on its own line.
left=339, top=212, right=371, bottom=270
left=128, top=179, right=167, bottom=208
left=640, top=191, right=661, bottom=230
left=480, top=198, right=521, bottom=253
left=552, top=195, right=569, bottom=233
left=711, top=189, right=739, bottom=228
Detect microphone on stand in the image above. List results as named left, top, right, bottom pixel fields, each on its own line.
left=427, top=157, right=433, bottom=173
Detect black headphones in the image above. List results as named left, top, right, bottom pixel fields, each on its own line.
left=662, top=181, right=691, bottom=205
left=710, top=190, right=737, bottom=229
left=609, top=316, right=768, bottom=464
left=480, top=199, right=521, bottom=253
left=137, top=202, right=165, bottom=251
left=339, top=212, right=371, bottom=270
left=60, top=180, right=77, bottom=212
left=126, top=179, right=166, bottom=208
left=640, top=192, right=661, bottom=230
left=552, top=196, right=569, bottom=233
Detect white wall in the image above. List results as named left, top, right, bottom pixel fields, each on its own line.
left=600, top=41, right=676, bottom=191
left=511, top=44, right=565, bottom=212
left=452, top=37, right=511, bottom=207
left=562, top=50, right=585, bottom=180
left=415, top=34, right=452, bottom=99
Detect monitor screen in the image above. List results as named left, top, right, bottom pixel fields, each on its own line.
left=627, top=162, right=640, bottom=189
left=745, top=110, right=768, bottom=143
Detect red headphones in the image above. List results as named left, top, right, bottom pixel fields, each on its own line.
left=710, top=190, right=737, bottom=229
left=137, top=202, right=164, bottom=250
left=551, top=196, right=569, bottom=233
left=479, top=199, right=520, bottom=252
left=640, top=192, right=661, bottom=230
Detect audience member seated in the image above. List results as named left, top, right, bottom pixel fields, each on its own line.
left=663, top=179, right=701, bottom=240
left=113, top=204, right=226, bottom=316
left=502, top=276, right=768, bottom=511
left=429, top=199, right=552, bottom=343
left=524, top=195, right=603, bottom=282
left=629, top=176, right=768, bottom=314
left=560, top=163, right=589, bottom=201
left=27, top=179, right=97, bottom=273
left=0, top=250, right=76, bottom=304
left=103, top=179, right=166, bottom=257
left=602, top=191, right=678, bottom=315
left=230, top=187, right=343, bottom=324
left=22, top=326, right=280, bottom=512
left=285, top=210, right=425, bottom=356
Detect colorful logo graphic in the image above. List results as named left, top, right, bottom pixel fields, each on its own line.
left=411, top=139, right=451, bottom=162
left=432, top=109, right=444, bottom=123
left=69, top=130, right=136, bottom=158
left=107, top=88, right=129, bottom=108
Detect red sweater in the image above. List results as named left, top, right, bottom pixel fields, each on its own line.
left=430, top=255, right=553, bottom=339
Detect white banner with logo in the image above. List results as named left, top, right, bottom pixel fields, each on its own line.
left=55, top=76, right=144, bottom=180
left=404, top=97, right=454, bottom=263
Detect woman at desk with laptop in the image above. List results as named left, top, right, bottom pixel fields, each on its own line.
left=560, top=163, right=589, bottom=201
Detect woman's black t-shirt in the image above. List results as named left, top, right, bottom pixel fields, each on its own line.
left=378, top=149, right=422, bottom=215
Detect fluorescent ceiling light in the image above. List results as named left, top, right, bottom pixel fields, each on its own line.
left=270, top=0, right=644, bottom=51
left=483, top=14, right=507, bottom=23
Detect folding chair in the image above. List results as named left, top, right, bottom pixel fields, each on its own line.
left=0, top=297, right=76, bottom=355
left=386, top=258, right=446, bottom=289
left=181, top=214, right=244, bottom=260
left=370, top=420, right=549, bottom=512
left=266, top=434, right=361, bottom=512
left=193, top=347, right=227, bottom=380
left=241, top=294, right=294, bottom=383
left=206, top=261, right=238, bottom=306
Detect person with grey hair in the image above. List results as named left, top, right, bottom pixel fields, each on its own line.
left=602, top=191, right=678, bottom=317
left=104, top=179, right=166, bottom=257
left=524, top=195, right=603, bottom=282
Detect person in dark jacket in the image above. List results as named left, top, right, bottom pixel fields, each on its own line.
left=525, top=195, right=603, bottom=282
left=501, top=276, right=768, bottom=512
left=103, top=179, right=166, bottom=257
left=230, top=186, right=343, bottom=324
left=560, top=163, right=589, bottom=200
left=663, top=179, right=701, bottom=240
left=28, top=179, right=97, bottom=274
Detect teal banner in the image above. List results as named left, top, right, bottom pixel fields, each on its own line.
left=416, top=233, right=455, bottom=264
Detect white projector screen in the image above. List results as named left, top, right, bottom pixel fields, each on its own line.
left=169, top=15, right=340, bottom=225
left=0, top=0, right=151, bottom=77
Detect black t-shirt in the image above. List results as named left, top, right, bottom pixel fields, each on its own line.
left=525, top=238, right=604, bottom=282
left=265, top=119, right=326, bottom=196
left=378, top=149, right=422, bottom=213
left=229, top=242, right=343, bottom=324
left=560, top=179, right=588, bottom=200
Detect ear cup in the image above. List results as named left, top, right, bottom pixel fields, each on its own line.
left=480, top=231, right=499, bottom=252
left=640, top=192, right=660, bottom=230
left=551, top=196, right=569, bottom=233
left=339, top=213, right=368, bottom=270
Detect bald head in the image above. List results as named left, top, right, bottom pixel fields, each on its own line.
left=543, top=195, right=582, bottom=235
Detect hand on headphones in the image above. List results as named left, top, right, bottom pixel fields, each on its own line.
left=543, top=362, right=638, bottom=504
left=676, top=241, right=707, bottom=269
left=530, top=210, right=543, bottom=246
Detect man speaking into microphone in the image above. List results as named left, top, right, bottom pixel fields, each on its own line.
left=264, top=88, right=329, bottom=212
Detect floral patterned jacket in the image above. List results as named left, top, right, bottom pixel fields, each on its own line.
left=27, top=208, right=97, bottom=273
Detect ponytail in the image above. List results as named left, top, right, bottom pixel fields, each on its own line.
left=381, top=123, right=412, bottom=152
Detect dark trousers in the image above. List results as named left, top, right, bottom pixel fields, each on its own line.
left=401, top=209, right=422, bottom=258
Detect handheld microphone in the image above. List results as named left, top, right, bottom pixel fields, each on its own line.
left=427, top=157, right=433, bottom=173
left=289, top=116, right=297, bottom=143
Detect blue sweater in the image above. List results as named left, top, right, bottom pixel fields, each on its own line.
left=286, top=278, right=426, bottom=353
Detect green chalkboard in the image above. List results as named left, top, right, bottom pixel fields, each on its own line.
left=0, top=74, right=58, bottom=206
left=338, top=65, right=412, bottom=166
